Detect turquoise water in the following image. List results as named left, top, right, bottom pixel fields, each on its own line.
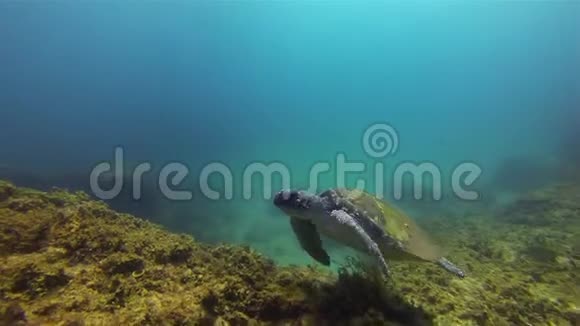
left=0, top=2, right=579, bottom=268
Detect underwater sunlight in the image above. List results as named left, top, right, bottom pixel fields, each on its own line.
left=0, top=2, right=579, bottom=325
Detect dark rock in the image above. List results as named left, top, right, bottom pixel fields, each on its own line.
left=101, top=254, right=144, bottom=275
left=3, top=303, right=26, bottom=323
left=0, top=182, right=15, bottom=202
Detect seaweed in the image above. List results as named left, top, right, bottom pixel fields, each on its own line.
left=0, top=181, right=428, bottom=325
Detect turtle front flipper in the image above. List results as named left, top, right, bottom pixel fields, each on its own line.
left=330, top=209, right=391, bottom=277
left=437, top=257, right=465, bottom=278
left=290, top=217, right=330, bottom=266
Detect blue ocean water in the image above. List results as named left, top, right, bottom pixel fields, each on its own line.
left=0, top=2, right=579, bottom=266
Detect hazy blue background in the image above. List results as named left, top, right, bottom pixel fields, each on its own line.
left=1, top=2, right=579, bottom=265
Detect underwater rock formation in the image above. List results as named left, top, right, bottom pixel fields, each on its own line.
left=502, top=183, right=580, bottom=227
left=0, top=180, right=578, bottom=325
left=0, top=181, right=428, bottom=325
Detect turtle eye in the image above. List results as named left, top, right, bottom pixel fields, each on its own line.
left=297, top=198, right=311, bottom=209
left=289, top=191, right=299, bottom=202
left=291, top=191, right=312, bottom=209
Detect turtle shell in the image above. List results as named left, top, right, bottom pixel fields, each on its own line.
left=331, top=188, right=443, bottom=261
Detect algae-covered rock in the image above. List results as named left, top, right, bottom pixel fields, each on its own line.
left=0, top=181, right=15, bottom=202
left=502, top=183, right=580, bottom=226
left=0, top=181, right=428, bottom=325
left=0, top=180, right=578, bottom=325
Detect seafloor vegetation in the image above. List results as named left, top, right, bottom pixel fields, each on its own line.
left=0, top=180, right=578, bottom=325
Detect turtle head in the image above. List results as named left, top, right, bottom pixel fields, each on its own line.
left=274, top=189, right=320, bottom=220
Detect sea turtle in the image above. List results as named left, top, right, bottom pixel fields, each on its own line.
left=273, top=188, right=465, bottom=278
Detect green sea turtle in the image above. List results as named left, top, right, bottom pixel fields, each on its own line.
left=273, top=188, right=465, bottom=278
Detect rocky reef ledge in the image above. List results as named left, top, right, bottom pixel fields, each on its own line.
left=0, top=180, right=578, bottom=325
left=0, top=181, right=428, bottom=325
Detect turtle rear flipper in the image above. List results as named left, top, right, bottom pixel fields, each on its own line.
left=290, top=217, right=330, bottom=265
left=437, top=257, right=466, bottom=278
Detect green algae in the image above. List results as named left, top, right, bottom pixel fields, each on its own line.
left=0, top=180, right=578, bottom=325
left=0, top=180, right=428, bottom=325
